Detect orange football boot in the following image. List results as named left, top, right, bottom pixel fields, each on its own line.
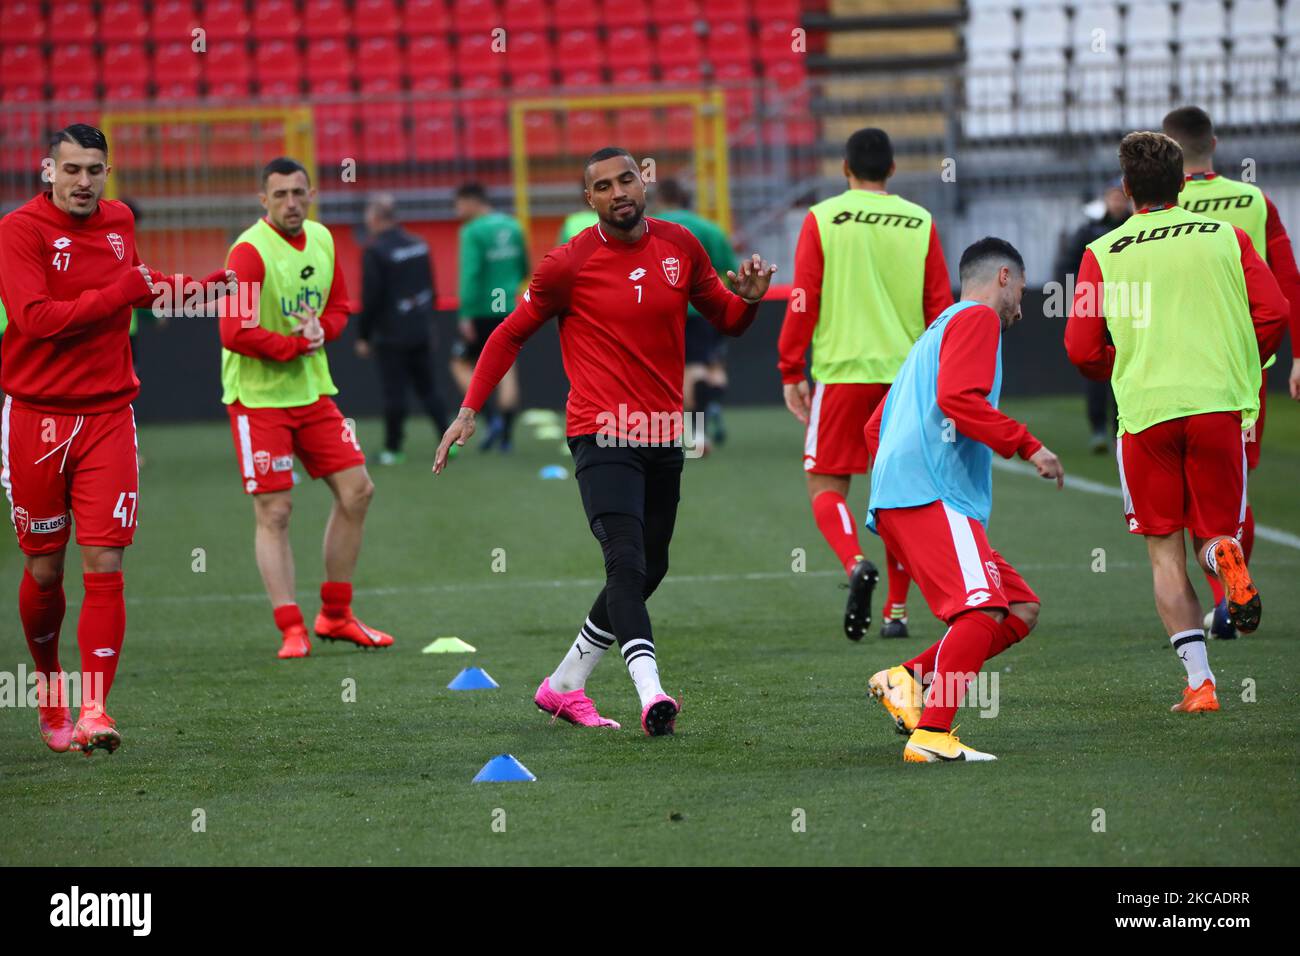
left=314, top=613, right=394, bottom=649
left=72, top=711, right=121, bottom=755
left=1212, top=538, right=1260, bottom=634
left=278, top=623, right=311, bottom=659
left=1171, top=679, right=1220, bottom=713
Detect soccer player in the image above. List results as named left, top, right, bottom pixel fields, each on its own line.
left=1066, top=132, right=1288, bottom=712
left=353, top=193, right=450, bottom=465
left=0, top=124, right=232, bottom=753
left=864, top=238, right=1063, bottom=762
left=557, top=204, right=599, bottom=245
left=435, top=147, right=776, bottom=736
left=221, top=157, right=394, bottom=659
left=450, top=183, right=528, bottom=452
left=1161, top=106, right=1300, bottom=638
left=654, top=178, right=736, bottom=450
left=778, top=128, right=953, bottom=641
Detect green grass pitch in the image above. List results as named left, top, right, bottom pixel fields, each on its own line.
left=1, top=396, right=1297, bottom=866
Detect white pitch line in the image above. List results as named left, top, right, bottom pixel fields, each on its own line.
left=992, top=457, right=1300, bottom=551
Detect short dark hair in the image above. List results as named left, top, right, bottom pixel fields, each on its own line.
left=584, top=146, right=636, bottom=183
left=959, top=237, right=1025, bottom=285
left=261, top=156, right=310, bottom=188
left=1118, top=131, right=1183, bottom=208
left=1161, top=106, right=1214, bottom=161
left=455, top=182, right=487, bottom=202
left=50, top=123, right=108, bottom=157
left=656, top=178, right=689, bottom=208
left=845, top=127, right=893, bottom=182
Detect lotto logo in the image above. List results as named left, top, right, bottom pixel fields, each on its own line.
left=965, top=590, right=992, bottom=607
left=52, top=236, right=71, bottom=250
left=1128, top=517, right=1140, bottom=531
left=245, top=478, right=259, bottom=493
left=628, top=267, right=647, bottom=281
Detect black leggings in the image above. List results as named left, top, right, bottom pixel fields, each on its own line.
left=376, top=343, right=450, bottom=451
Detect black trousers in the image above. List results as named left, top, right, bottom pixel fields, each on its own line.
left=376, top=343, right=450, bottom=452
left=1085, top=379, right=1116, bottom=437
left=568, top=435, right=684, bottom=651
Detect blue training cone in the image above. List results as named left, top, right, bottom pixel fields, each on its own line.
left=473, top=754, right=536, bottom=783
left=448, top=666, right=499, bottom=690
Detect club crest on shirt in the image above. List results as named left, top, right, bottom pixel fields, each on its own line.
left=13, top=506, right=29, bottom=535
left=253, top=450, right=271, bottom=475
left=984, top=560, right=1002, bottom=590
left=661, top=257, right=680, bottom=286
left=106, top=232, right=125, bottom=260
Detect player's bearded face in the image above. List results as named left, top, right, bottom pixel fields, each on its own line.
left=261, top=171, right=314, bottom=235
left=48, top=144, right=108, bottom=218
left=587, top=158, right=646, bottom=232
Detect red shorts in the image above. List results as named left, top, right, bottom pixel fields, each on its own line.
left=227, top=396, right=365, bottom=495
left=875, top=500, right=1038, bottom=623
left=1117, top=411, right=1247, bottom=539
left=803, top=382, right=889, bottom=475
left=1245, top=382, right=1265, bottom=471
left=2, top=396, right=139, bottom=555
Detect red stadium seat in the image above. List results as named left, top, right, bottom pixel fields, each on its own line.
left=562, top=67, right=605, bottom=89
left=152, top=40, right=202, bottom=99
left=505, top=30, right=552, bottom=74
left=603, top=27, right=650, bottom=68
left=314, top=102, right=358, bottom=165
left=455, top=32, right=503, bottom=79
left=450, top=0, right=500, bottom=34
left=757, top=18, right=801, bottom=64
left=564, top=109, right=609, bottom=155
left=705, top=20, right=755, bottom=66
left=510, top=70, right=553, bottom=93
left=48, top=1, right=98, bottom=44
left=1, top=43, right=46, bottom=88
left=356, top=34, right=402, bottom=83
left=552, top=0, right=598, bottom=31
left=502, top=0, right=548, bottom=30
left=409, top=71, right=454, bottom=94
left=655, top=22, right=703, bottom=68
left=103, top=79, right=150, bottom=102
left=98, top=1, right=149, bottom=43
left=663, top=105, right=694, bottom=149
left=301, top=0, right=352, bottom=38
left=253, top=37, right=303, bottom=88
left=405, top=34, right=454, bottom=78
left=1, top=2, right=47, bottom=45
left=646, top=0, right=698, bottom=25
left=605, top=0, right=648, bottom=29
left=359, top=102, right=407, bottom=164
left=410, top=102, right=459, bottom=162
left=462, top=99, right=507, bottom=160
left=205, top=39, right=253, bottom=98
left=764, top=58, right=807, bottom=91
left=614, top=108, right=657, bottom=151
left=459, top=69, right=504, bottom=93
left=353, top=0, right=400, bottom=37
left=249, top=0, right=301, bottom=40
left=305, top=36, right=353, bottom=87
left=1, top=82, right=45, bottom=104
left=201, top=0, right=252, bottom=44
left=522, top=110, right=561, bottom=157
left=556, top=28, right=607, bottom=71
left=102, top=41, right=150, bottom=86
left=401, top=0, right=447, bottom=32
left=660, top=63, right=700, bottom=86
left=148, top=0, right=200, bottom=45
left=707, top=0, right=751, bottom=21
left=608, top=65, right=651, bottom=87
left=50, top=43, right=99, bottom=87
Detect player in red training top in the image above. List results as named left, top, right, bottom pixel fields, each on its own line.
left=0, top=124, right=233, bottom=755
left=1161, top=106, right=1300, bottom=639
left=435, top=147, right=776, bottom=737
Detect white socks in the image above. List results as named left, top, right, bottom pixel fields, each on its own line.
left=550, top=617, right=615, bottom=693
left=620, top=638, right=664, bottom=707
left=1171, top=629, right=1214, bottom=688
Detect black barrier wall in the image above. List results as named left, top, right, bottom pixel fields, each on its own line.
left=126, top=291, right=1295, bottom=422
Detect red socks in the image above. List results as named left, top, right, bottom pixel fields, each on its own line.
left=273, top=603, right=305, bottom=633
left=1205, top=505, right=1256, bottom=605
left=918, top=611, right=1002, bottom=733
left=883, top=544, right=911, bottom=618
left=320, top=581, right=352, bottom=620
left=987, top=613, right=1030, bottom=659
left=78, top=572, right=125, bottom=716
left=19, top=568, right=66, bottom=676
left=812, top=491, right=863, bottom=575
